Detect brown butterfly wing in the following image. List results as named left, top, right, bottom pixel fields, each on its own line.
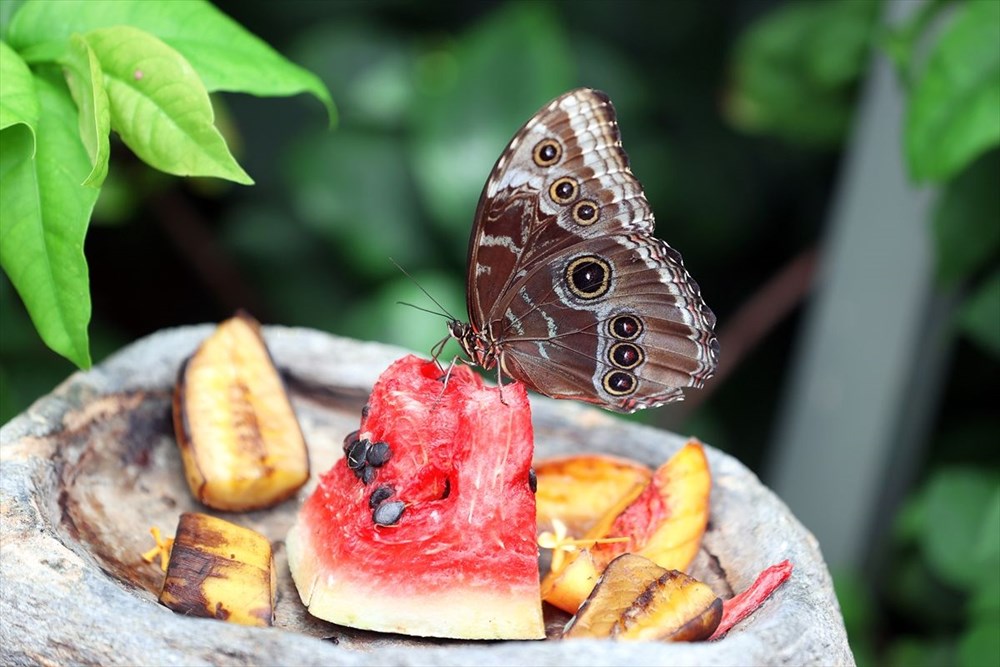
left=495, top=234, right=718, bottom=412
left=466, top=89, right=652, bottom=325
left=465, top=88, right=718, bottom=412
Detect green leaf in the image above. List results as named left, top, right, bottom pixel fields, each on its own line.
left=0, top=69, right=97, bottom=368
left=83, top=25, right=251, bottom=184
left=957, top=270, right=1000, bottom=358
left=0, top=40, right=38, bottom=133
left=8, top=0, right=334, bottom=124
left=0, top=1, right=26, bottom=39
left=878, top=0, right=951, bottom=88
left=965, top=487, right=1000, bottom=620
left=968, top=555, right=1000, bottom=620
left=725, top=0, right=880, bottom=147
left=411, top=3, right=575, bottom=260
left=920, top=467, right=1000, bottom=592
left=932, top=151, right=1000, bottom=285
left=893, top=486, right=928, bottom=545
left=59, top=35, right=110, bottom=187
left=958, top=616, right=1000, bottom=667
left=972, top=488, right=1000, bottom=582
left=906, top=0, right=1000, bottom=181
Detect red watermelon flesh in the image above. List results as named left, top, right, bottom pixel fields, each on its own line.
left=286, top=355, right=544, bottom=639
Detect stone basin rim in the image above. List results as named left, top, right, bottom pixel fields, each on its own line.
left=0, top=324, right=854, bottom=667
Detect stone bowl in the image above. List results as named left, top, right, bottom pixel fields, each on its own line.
left=0, top=326, right=854, bottom=666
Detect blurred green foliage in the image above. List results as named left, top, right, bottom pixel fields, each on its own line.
left=932, top=152, right=1000, bottom=287
left=725, top=0, right=881, bottom=146
left=877, top=467, right=1000, bottom=667
left=902, top=0, right=999, bottom=183
left=727, top=1, right=999, bottom=665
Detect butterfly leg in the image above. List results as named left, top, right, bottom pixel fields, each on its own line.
left=430, top=333, right=451, bottom=366
left=428, top=356, right=458, bottom=409
left=496, top=353, right=509, bottom=406
left=437, top=355, right=459, bottom=385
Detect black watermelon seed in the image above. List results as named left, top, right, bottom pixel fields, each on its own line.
left=369, top=484, right=394, bottom=509
left=441, top=478, right=451, bottom=499
left=366, top=441, right=392, bottom=467
left=529, top=468, right=537, bottom=493
left=346, top=439, right=369, bottom=470
left=373, top=500, right=405, bottom=526
left=342, top=430, right=360, bottom=454
left=362, top=465, right=376, bottom=485
left=361, top=404, right=370, bottom=419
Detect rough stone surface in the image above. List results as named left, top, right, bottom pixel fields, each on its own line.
left=0, top=326, right=854, bottom=666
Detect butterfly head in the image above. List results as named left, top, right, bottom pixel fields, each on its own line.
left=447, top=320, right=470, bottom=346
left=448, top=320, right=501, bottom=372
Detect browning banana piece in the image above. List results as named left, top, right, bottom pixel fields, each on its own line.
left=158, top=512, right=276, bottom=627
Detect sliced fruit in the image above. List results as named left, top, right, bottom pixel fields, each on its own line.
left=173, top=311, right=309, bottom=511
left=158, top=512, right=276, bottom=627
left=542, top=440, right=711, bottom=613
left=625, top=439, right=712, bottom=570
left=560, top=552, right=665, bottom=638
left=542, top=548, right=603, bottom=614
left=563, top=553, right=721, bottom=641
left=710, top=559, right=793, bottom=639
left=535, top=454, right=652, bottom=536
left=286, top=355, right=544, bottom=640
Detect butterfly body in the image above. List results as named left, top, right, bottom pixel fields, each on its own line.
left=451, top=88, right=719, bottom=413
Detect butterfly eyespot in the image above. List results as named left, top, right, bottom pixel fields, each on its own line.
left=609, top=314, right=643, bottom=340
left=609, top=342, right=643, bottom=370
left=565, top=255, right=611, bottom=300
left=533, top=139, right=562, bottom=167
left=549, top=177, right=578, bottom=205
left=570, top=200, right=599, bottom=225
left=603, top=370, right=637, bottom=396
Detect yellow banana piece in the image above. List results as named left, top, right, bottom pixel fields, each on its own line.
left=158, top=512, right=276, bottom=627
left=173, top=311, right=309, bottom=511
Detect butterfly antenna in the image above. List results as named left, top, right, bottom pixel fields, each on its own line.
left=395, top=300, right=451, bottom=319
left=389, top=258, right=459, bottom=321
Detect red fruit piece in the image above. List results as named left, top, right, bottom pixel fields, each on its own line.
left=287, top=355, right=544, bottom=640
left=710, top=560, right=793, bottom=639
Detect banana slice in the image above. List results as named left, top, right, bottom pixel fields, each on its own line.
left=158, top=512, right=276, bottom=627
left=173, top=312, right=309, bottom=511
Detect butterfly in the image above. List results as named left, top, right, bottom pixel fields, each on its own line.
left=447, top=88, right=719, bottom=413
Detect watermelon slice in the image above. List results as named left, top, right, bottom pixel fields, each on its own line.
left=286, top=355, right=544, bottom=639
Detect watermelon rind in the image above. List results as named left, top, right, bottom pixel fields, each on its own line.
left=286, top=521, right=545, bottom=639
